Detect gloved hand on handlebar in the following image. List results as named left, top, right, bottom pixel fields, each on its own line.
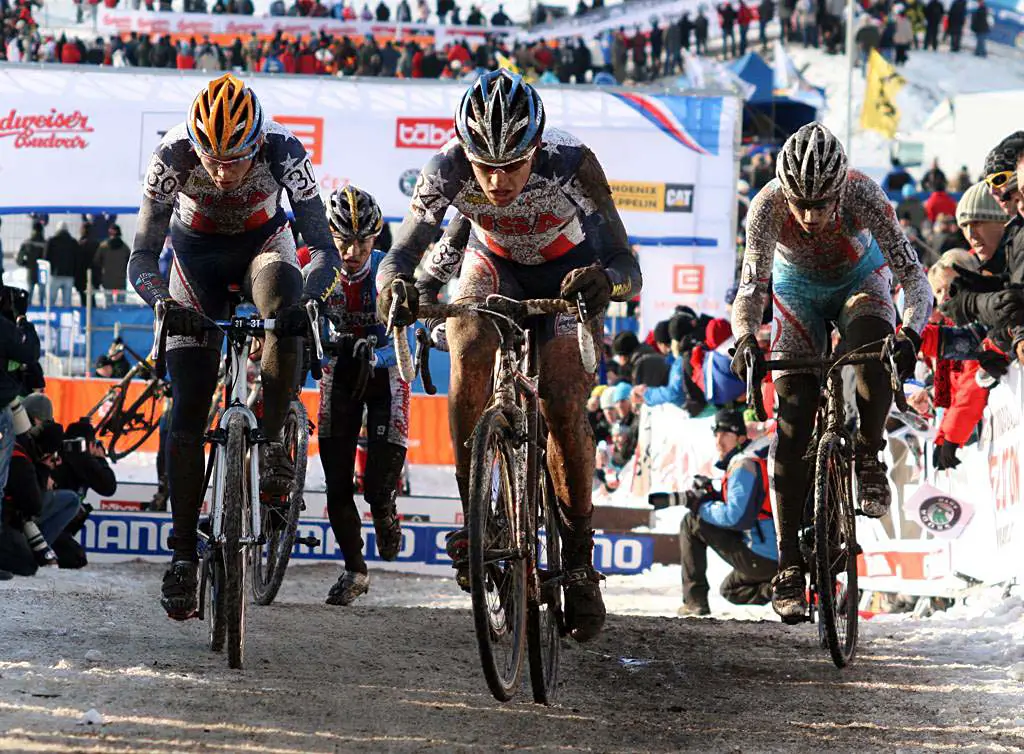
left=376, top=275, right=419, bottom=329
left=275, top=298, right=314, bottom=337
left=560, top=264, right=612, bottom=317
left=162, top=301, right=207, bottom=338
left=893, top=328, right=922, bottom=381
left=729, top=334, right=765, bottom=384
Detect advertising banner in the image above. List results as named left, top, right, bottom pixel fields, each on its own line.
left=94, top=9, right=507, bottom=45
left=76, top=511, right=656, bottom=575
left=0, top=68, right=741, bottom=321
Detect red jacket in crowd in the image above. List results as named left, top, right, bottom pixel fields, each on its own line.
left=297, top=50, right=319, bottom=74
left=61, top=43, right=82, bottom=64
left=737, top=3, right=753, bottom=25
left=924, top=190, right=959, bottom=223
left=280, top=49, right=296, bottom=73
left=447, top=44, right=471, bottom=66
left=920, top=322, right=991, bottom=448
left=176, top=51, right=195, bottom=69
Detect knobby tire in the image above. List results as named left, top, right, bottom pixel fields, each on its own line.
left=205, top=550, right=226, bottom=653
left=527, top=467, right=562, bottom=705
left=223, top=413, right=250, bottom=669
left=814, top=431, right=859, bottom=668
left=106, top=381, right=165, bottom=461
left=251, top=401, right=308, bottom=605
left=468, top=408, right=527, bottom=701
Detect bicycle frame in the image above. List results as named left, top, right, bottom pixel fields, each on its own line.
left=209, top=323, right=263, bottom=550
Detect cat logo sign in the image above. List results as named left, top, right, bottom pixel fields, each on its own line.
left=273, top=115, right=324, bottom=165
left=672, top=265, right=704, bottom=294
left=610, top=181, right=665, bottom=213
left=664, top=183, right=695, bottom=213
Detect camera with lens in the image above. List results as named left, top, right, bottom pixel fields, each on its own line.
left=648, top=474, right=719, bottom=510
left=62, top=436, right=87, bottom=454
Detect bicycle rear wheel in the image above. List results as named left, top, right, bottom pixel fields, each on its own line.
left=203, top=549, right=226, bottom=652
left=468, top=408, right=527, bottom=702
left=527, top=468, right=562, bottom=705
left=814, top=431, right=860, bottom=668
left=251, top=400, right=308, bottom=605
left=223, top=413, right=251, bottom=669
left=105, top=381, right=166, bottom=461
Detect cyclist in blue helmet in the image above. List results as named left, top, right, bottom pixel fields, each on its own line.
left=376, top=69, right=642, bottom=643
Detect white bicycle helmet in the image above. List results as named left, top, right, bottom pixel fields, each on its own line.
left=776, top=122, right=849, bottom=201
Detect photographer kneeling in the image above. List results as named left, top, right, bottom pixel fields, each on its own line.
left=0, top=401, right=79, bottom=576
left=48, top=414, right=116, bottom=568
left=668, top=409, right=777, bottom=617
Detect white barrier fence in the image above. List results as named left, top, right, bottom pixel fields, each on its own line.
left=628, top=364, right=1024, bottom=596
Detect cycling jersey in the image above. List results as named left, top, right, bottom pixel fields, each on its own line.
left=733, top=170, right=933, bottom=364
left=319, top=250, right=411, bottom=446
left=378, top=127, right=641, bottom=303
left=128, top=120, right=339, bottom=307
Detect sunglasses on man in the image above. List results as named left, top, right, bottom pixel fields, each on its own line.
left=786, top=195, right=836, bottom=211
left=985, top=170, right=1015, bottom=189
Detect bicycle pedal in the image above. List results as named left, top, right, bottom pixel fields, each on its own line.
left=295, top=536, right=321, bottom=548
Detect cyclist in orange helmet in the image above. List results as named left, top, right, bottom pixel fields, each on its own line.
left=128, top=74, right=341, bottom=620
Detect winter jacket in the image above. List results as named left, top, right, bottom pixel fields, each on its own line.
left=971, top=4, right=989, bottom=33
left=17, top=234, right=45, bottom=285
left=0, top=317, right=40, bottom=407
left=43, top=230, right=79, bottom=278
left=920, top=322, right=990, bottom=448
left=698, top=442, right=777, bottom=562
left=924, top=191, right=958, bottom=223
left=96, top=237, right=131, bottom=290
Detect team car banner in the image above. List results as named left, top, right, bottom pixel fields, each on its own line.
left=0, top=66, right=741, bottom=323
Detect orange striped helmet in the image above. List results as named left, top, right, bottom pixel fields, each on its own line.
left=186, top=74, right=264, bottom=159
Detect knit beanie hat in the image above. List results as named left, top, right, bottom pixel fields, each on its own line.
left=956, top=181, right=1012, bottom=227
left=984, top=131, right=1024, bottom=177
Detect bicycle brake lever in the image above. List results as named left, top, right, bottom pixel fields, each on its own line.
left=386, top=279, right=407, bottom=334
left=305, top=299, right=324, bottom=382
left=151, top=300, right=168, bottom=380
left=575, top=292, right=589, bottom=324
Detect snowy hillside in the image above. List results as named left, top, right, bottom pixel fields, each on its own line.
left=787, top=45, right=1024, bottom=178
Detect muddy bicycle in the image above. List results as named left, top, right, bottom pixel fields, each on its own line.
left=747, top=334, right=908, bottom=668
left=85, top=339, right=169, bottom=462
left=153, top=297, right=323, bottom=668
left=408, top=292, right=598, bottom=704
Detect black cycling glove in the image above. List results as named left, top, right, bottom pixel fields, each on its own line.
left=376, top=274, right=419, bottom=329
left=893, top=328, right=922, bottom=381
left=730, top=334, right=765, bottom=384
left=163, top=301, right=207, bottom=338
left=561, top=264, right=612, bottom=316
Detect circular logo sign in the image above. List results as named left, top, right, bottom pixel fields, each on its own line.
left=399, top=169, right=419, bottom=198
left=918, top=495, right=962, bottom=532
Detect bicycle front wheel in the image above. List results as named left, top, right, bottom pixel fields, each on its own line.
left=223, top=413, right=251, bottom=669
left=527, top=468, right=562, bottom=705
left=251, top=400, right=308, bottom=605
left=814, top=431, right=860, bottom=668
left=106, top=381, right=165, bottom=461
left=468, top=408, right=527, bottom=702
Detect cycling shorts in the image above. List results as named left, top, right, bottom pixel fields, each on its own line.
left=770, top=238, right=896, bottom=376
left=167, top=211, right=298, bottom=352
left=455, top=241, right=593, bottom=345
left=318, top=360, right=410, bottom=447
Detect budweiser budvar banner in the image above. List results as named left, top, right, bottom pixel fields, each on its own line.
left=96, top=9, right=506, bottom=44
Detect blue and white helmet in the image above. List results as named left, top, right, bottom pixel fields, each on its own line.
left=455, top=69, right=545, bottom=167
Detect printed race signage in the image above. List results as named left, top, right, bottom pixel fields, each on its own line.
left=0, top=69, right=740, bottom=322
left=77, top=511, right=655, bottom=576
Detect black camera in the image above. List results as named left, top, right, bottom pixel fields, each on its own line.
left=648, top=475, right=718, bottom=510
left=0, top=285, right=29, bottom=322
left=62, top=437, right=87, bottom=454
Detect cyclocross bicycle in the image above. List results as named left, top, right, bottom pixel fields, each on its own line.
left=410, top=291, right=598, bottom=704
left=86, top=338, right=169, bottom=462
left=152, top=297, right=323, bottom=669
left=747, top=334, right=907, bottom=668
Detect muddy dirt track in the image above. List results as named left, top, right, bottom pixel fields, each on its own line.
left=1, top=563, right=1022, bottom=753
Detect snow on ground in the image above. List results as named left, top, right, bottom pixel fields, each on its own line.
left=787, top=45, right=1024, bottom=176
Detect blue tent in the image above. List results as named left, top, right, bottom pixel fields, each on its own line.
left=728, top=52, right=820, bottom=142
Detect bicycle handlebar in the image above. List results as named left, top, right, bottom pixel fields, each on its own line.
left=746, top=336, right=911, bottom=422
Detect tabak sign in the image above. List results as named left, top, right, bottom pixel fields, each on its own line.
left=0, top=108, right=94, bottom=149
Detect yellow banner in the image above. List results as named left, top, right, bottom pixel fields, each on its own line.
left=860, top=49, right=906, bottom=139
left=610, top=181, right=665, bottom=213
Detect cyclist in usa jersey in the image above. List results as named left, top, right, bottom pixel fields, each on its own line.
left=376, top=70, right=642, bottom=643
left=730, top=123, right=932, bottom=623
left=128, top=74, right=341, bottom=620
